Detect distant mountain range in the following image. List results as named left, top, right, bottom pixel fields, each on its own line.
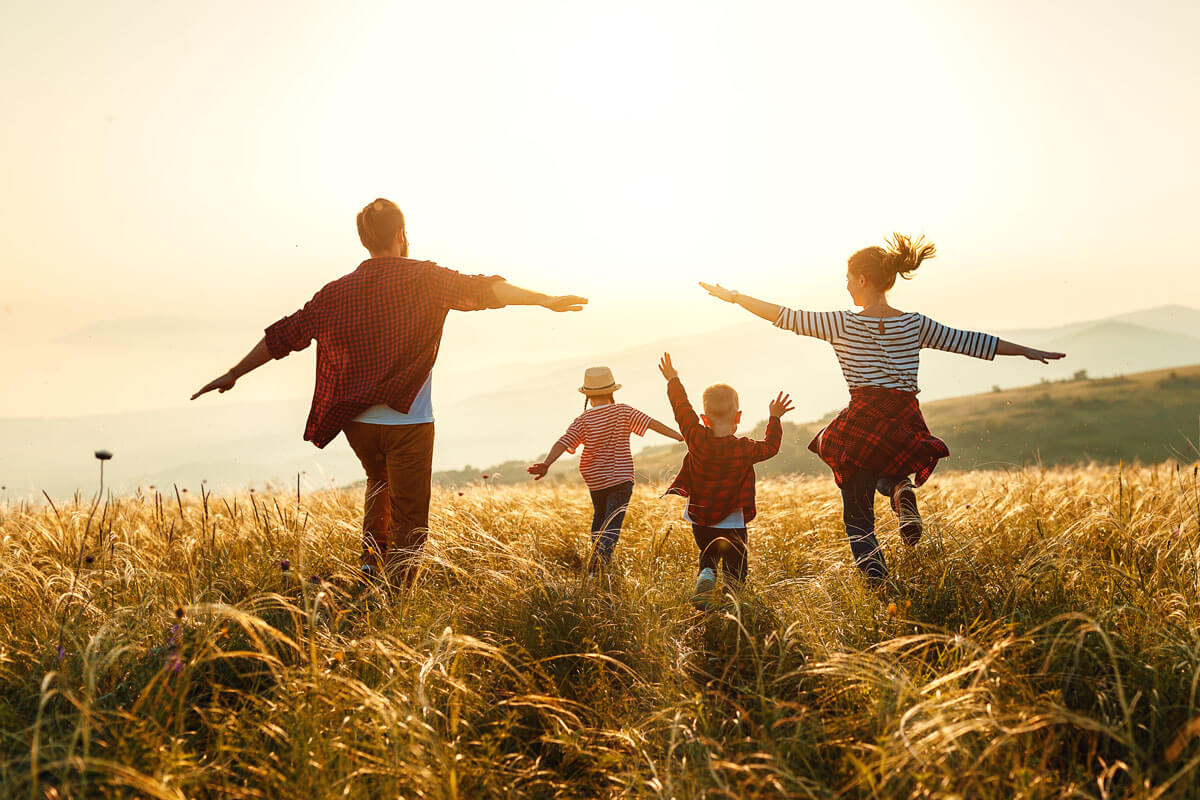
left=3, top=304, right=1199, bottom=500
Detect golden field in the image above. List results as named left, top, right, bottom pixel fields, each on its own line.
left=3, top=465, right=1200, bottom=798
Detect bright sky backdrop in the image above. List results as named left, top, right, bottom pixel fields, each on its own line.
left=2, top=0, right=1198, bottom=416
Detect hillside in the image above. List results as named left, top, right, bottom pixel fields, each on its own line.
left=440, top=363, right=1200, bottom=486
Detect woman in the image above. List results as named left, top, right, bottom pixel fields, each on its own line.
left=192, top=198, right=586, bottom=586
left=700, top=234, right=1064, bottom=583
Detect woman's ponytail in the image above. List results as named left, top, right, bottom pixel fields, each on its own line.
left=848, top=233, right=936, bottom=291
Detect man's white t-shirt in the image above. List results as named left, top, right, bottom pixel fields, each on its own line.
left=352, top=373, right=434, bottom=425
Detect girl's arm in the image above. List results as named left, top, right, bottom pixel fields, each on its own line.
left=995, top=339, right=1066, bottom=364
left=699, top=282, right=781, bottom=322
left=647, top=418, right=684, bottom=442
left=528, top=441, right=570, bottom=480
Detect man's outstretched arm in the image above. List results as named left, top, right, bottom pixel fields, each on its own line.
left=191, top=337, right=272, bottom=399
left=492, top=281, right=587, bottom=312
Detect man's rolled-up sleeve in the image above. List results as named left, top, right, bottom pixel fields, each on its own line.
left=424, top=262, right=506, bottom=312
left=264, top=300, right=318, bottom=359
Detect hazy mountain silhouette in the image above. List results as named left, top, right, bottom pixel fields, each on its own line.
left=4, top=305, right=1199, bottom=500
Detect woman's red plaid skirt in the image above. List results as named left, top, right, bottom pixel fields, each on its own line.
left=809, top=386, right=949, bottom=488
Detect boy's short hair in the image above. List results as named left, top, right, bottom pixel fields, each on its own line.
left=702, top=383, right=739, bottom=421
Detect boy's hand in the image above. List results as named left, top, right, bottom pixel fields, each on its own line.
left=658, top=353, right=678, bottom=381
left=768, top=392, right=794, bottom=418
left=527, top=462, right=550, bottom=480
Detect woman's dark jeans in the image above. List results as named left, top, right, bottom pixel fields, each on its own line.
left=840, top=471, right=902, bottom=581
left=588, top=481, right=634, bottom=565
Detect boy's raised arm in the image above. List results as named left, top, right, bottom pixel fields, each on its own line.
left=747, top=392, right=793, bottom=462
left=658, top=353, right=702, bottom=446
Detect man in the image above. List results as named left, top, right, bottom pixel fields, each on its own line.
left=192, top=198, right=586, bottom=585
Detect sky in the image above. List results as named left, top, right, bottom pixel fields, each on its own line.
left=2, top=0, right=1199, bottom=418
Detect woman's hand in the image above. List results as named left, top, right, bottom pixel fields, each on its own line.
left=191, top=371, right=237, bottom=400
left=768, top=392, right=794, bottom=418
left=1023, top=347, right=1066, bottom=364
left=541, top=295, right=588, bottom=312
left=698, top=281, right=736, bottom=303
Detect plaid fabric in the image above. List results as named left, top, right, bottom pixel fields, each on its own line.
left=664, top=377, right=782, bottom=526
left=265, top=257, right=504, bottom=447
left=809, top=386, right=948, bottom=487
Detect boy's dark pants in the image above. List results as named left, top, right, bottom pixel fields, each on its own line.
left=840, top=471, right=904, bottom=581
left=691, top=525, right=748, bottom=583
left=343, top=421, right=435, bottom=582
left=588, top=481, right=634, bottom=565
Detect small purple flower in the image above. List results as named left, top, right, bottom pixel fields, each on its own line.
left=309, top=575, right=322, bottom=585
left=55, top=644, right=66, bottom=662
left=280, top=560, right=290, bottom=572
left=167, top=654, right=185, bottom=673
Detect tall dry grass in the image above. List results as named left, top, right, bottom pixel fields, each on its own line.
left=2, top=464, right=1200, bottom=798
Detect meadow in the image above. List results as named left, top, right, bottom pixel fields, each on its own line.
left=3, top=464, right=1200, bottom=798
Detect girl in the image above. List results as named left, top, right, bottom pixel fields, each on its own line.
left=699, top=234, right=1064, bottom=583
left=529, top=366, right=683, bottom=572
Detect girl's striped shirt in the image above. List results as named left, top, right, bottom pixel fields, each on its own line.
left=774, top=308, right=998, bottom=392
left=558, top=403, right=652, bottom=491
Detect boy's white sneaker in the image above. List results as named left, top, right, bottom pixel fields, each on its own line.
left=692, top=568, right=717, bottom=609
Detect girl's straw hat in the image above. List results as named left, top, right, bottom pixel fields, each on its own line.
left=579, top=366, right=621, bottom=395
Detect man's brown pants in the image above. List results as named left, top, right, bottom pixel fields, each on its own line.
left=343, top=421, right=435, bottom=583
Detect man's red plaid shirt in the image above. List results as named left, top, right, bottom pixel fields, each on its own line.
left=264, top=257, right=504, bottom=448
left=808, top=386, right=949, bottom=487
left=663, top=377, right=782, bottom=526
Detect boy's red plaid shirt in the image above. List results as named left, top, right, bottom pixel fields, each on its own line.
left=809, top=386, right=949, bottom=487
left=264, top=257, right=504, bottom=447
left=664, top=377, right=782, bottom=526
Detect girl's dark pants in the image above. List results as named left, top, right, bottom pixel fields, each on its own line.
left=691, top=525, right=748, bottom=583
left=841, top=471, right=903, bottom=581
left=588, top=481, right=634, bottom=565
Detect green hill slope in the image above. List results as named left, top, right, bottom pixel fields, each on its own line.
left=438, top=364, right=1200, bottom=486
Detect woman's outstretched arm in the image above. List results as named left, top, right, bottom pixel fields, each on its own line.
left=995, top=339, right=1066, bottom=364
left=698, top=282, right=781, bottom=322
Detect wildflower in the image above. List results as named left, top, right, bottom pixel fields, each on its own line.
left=965, top=504, right=972, bottom=509
left=167, top=654, right=185, bottom=673
left=148, top=484, right=155, bottom=490
left=280, top=559, right=290, bottom=572
left=887, top=603, right=898, bottom=616
left=905, top=599, right=912, bottom=610
left=84, top=555, right=94, bottom=565
left=458, top=492, right=464, bottom=496
left=174, top=607, right=185, bottom=619
left=482, top=473, right=490, bottom=480
left=94, top=450, right=113, bottom=461
left=55, top=644, right=66, bottom=662
left=309, top=575, right=322, bottom=585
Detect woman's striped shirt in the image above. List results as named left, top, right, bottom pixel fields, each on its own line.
left=558, top=403, right=653, bottom=491
left=774, top=308, right=998, bottom=392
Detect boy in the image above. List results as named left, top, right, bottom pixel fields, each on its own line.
left=657, top=353, right=793, bottom=608
left=529, top=366, right=683, bottom=571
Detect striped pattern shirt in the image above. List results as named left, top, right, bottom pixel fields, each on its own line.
left=558, top=403, right=653, bottom=491
left=774, top=308, right=998, bottom=392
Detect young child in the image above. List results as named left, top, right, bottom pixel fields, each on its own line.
left=699, top=233, right=1065, bottom=584
left=657, top=353, right=793, bottom=608
left=529, top=366, right=683, bottom=571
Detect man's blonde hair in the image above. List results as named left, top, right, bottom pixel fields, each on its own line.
left=702, top=383, right=739, bottom=421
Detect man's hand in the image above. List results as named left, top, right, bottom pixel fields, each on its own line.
left=768, top=392, right=794, bottom=418
left=542, top=295, right=588, bottom=313
left=658, top=353, right=679, bottom=381
left=1024, top=347, right=1066, bottom=364
left=527, top=462, right=550, bottom=480
left=191, top=372, right=237, bottom=400
left=698, top=281, right=736, bottom=303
